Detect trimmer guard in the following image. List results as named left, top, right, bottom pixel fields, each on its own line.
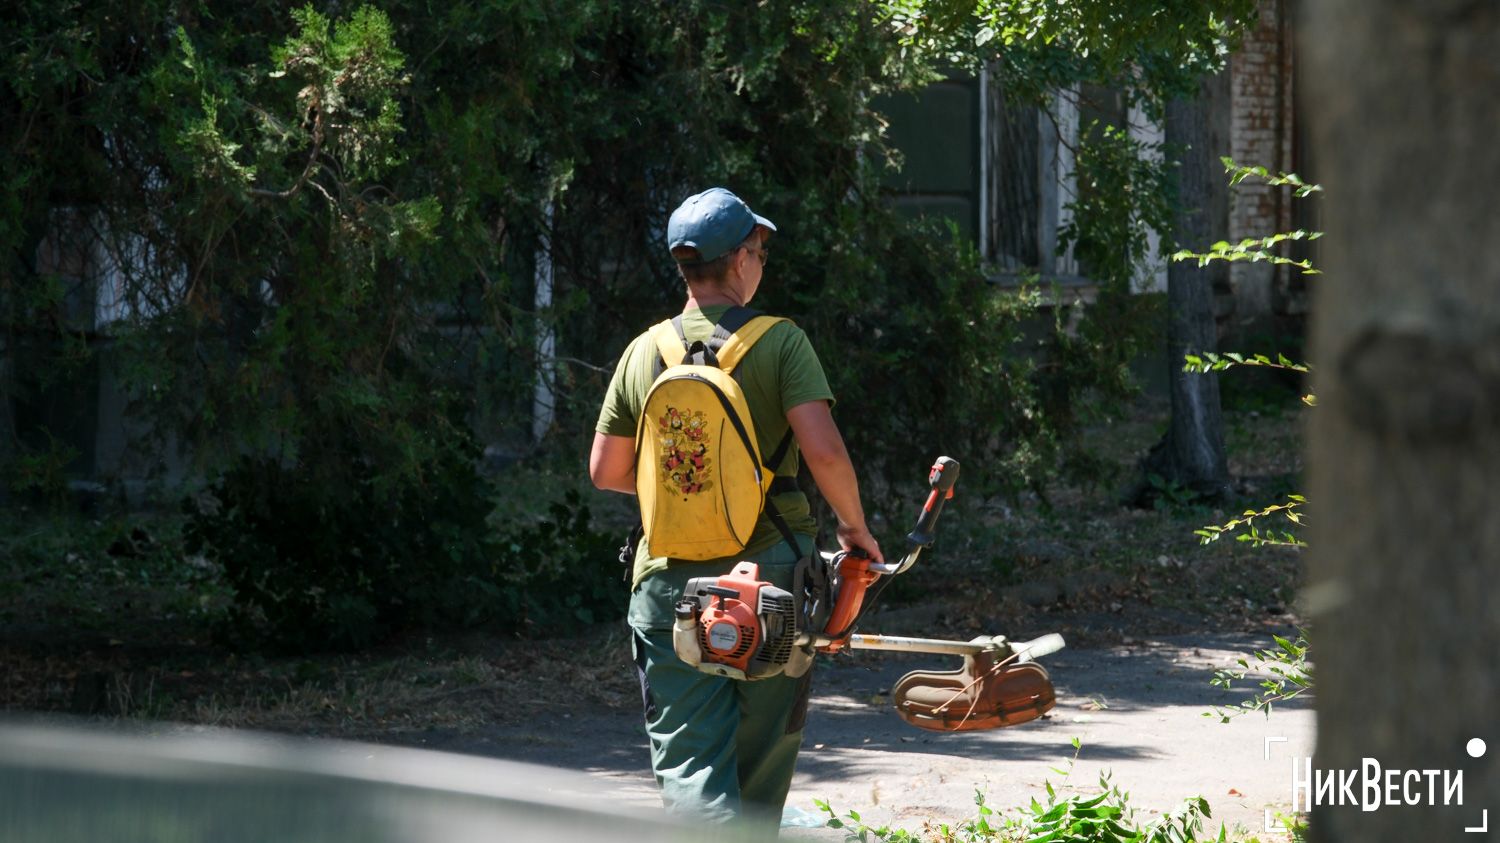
left=892, top=650, right=1056, bottom=732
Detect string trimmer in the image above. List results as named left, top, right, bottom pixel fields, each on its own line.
left=671, top=457, right=1063, bottom=732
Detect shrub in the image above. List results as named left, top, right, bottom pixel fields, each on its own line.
left=5, top=0, right=1223, bottom=630
left=184, top=435, right=623, bottom=651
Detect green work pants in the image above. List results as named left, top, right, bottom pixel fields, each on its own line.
left=627, top=536, right=815, bottom=837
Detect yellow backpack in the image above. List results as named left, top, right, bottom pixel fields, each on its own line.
left=634, top=308, right=800, bottom=561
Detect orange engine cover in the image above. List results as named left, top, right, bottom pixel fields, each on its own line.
left=681, top=561, right=800, bottom=679
left=694, top=562, right=768, bottom=673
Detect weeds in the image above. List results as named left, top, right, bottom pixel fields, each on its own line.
left=0, top=511, right=232, bottom=635
left=815, top=739, right=1227, bottom=843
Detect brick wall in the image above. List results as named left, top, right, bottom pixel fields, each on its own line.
left=1228, top=0, right=1298, bottom=327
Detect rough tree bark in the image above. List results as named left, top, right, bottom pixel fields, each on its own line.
left=1303, top=1, right=1500, bottom=839
left=1134, top=70, right=1233, bottom=503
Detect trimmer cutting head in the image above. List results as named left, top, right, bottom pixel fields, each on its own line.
left=891, top=649, right=1057, bottom=732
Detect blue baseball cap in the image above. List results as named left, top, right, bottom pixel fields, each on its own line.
left=667, top=188, right=776, bottom=263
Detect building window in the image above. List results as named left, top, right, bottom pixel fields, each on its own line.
left=882, top=69, right=1167, bottom=293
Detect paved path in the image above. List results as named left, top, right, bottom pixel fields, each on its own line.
left=427, top=631, right=1314, bottom=839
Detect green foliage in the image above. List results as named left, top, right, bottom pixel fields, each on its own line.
left=1032, top=122, right=1173, bottom=444
left=801, top=222, right=1060, bottom=497
left=1194, top=496, right=1306, bottom=548
left=1176, top=159, right=1319, bottom=543
left=1064, top=124, right=1174, bottom=290
left=1221, top=158, right=1321, bottom=197
left=0, top=511, right=231, bottom=633
left=2, top=2, right=1269, bottom=646
left=877, top=5, right=1260, bottom=479
left=183, top=433, right=492, bottom=651
left=6, top=428, right=81, bottom=506
left=1277, top=812, right=1310, bottom=843
left=0, top=1, right=1113, bottom=514
left=1173, top=233, right=1321, bottom=276
left=1170, top=160, right=1323, bottom=284
left=1171, top=159, right=1322, bottom=274
left=1185, top=350, right=1314, bottom=409
left=487, top=489, right=626, bottom=631
left=877, top=5, right=1260, bottom=478
left=885, top=0, right=1256, bottom=111
left=183, top=436, right=623, bottom=651
left=1182, top=352, right=1308, bottom=375
left=1026, top=777, right=1219, bottom=843
left=816, top=769, right=1223, bottom=842
left=1145, top=472, right=1210, bottom=514
left=1208, top=630, right=1312, bottom=722
left=1174, top=161, right=1317, bottom=719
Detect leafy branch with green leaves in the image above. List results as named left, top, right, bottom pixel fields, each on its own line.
left=1221, top=157, right=1322, bottom=196
left=1182, top=351, right=1308, bottom=374
left=1207, top=631, right=1312, bottom=723
left=1182, top=352, right=1315, bottom=407
left=1172, top=160, right=1323, bottom=275
left=1176, top=158, right=1321, bottom=546
left=1175, top=159, right=1318, bottom=727
left=1194, top=496, right=1307, bottom=548
left=1173, top=231, right=1321, bottom=276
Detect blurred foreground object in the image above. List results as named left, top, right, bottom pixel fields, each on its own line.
left=0, top=719, right=718, bottom=843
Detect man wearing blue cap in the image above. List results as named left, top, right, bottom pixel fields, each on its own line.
left=590, top=188, right=884, bottom=834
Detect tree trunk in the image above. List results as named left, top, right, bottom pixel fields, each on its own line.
left=1134, top=71, right=1233, bottom=503
left=1303, top=1, right=1500, bottom=839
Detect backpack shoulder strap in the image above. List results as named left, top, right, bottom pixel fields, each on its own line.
left=649, top=319, right=686, bottom=369
left=716, top=312, right=791, bottom=373
left=649, top=309, right=793, bottom=372
left=711, top=305, right=762, bottom=339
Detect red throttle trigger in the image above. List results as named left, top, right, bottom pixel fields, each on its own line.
left=908, top=457, right=959, bottom=548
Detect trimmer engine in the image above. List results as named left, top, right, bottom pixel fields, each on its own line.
left=673, top=562, right=811, bottom=681
left=663, top=456, right=1064, bottom=733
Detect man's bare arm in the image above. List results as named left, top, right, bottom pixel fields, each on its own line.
left=589, top=432, right=637, bottom=494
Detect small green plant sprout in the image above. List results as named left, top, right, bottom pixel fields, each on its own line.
left=1146, top=473, right=1205, bottom=512
left=1051, top=735, right=1084, bottom=776
left=9, top=430, right=82, bottom=506
left=1194, top=496, right=1307, bottom=548
left=1272, top=810, right=1311, bottom=843
left=814, top=798, right=930, bottom=842
left=1207, top=630, right=1312, bottom=723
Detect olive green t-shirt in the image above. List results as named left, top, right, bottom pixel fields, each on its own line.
left=595, top=305, right=835, bottom=586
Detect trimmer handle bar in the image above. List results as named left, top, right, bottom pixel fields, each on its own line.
left=820, top=549, right=903, bottom=577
